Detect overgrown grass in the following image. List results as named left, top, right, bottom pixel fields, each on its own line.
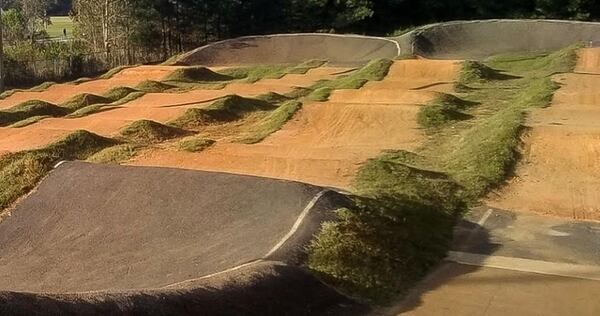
left=178, top=137, right=216, bottom=152
left=0, top=130, right=115, bottom=210
left=135, top=80, right=177, bottom=93
left=66, top=104, right=117, bottom=118
left=120, top=120, right=189, bottom=144
left=238, top=100, right=302, bottom=144
left=286, top=60, right=327, bottom=74
left=170, top=95, right=274, bottom=129
left=103, top=86, right=139, bottom=101
left=219, top=65, right=291, bottom=83
left=309, top=150, right=464, bottom=302
left=98, top=65, right=136, bottom=80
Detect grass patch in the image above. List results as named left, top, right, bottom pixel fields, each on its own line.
left=87, top=144, right=141, bottom=164
left=120, top=120, right=189, bottom=144
left=238, top=100, right=302, bottom=144
left=256, top=92, right=292, bottom=104
left=486, top=44, right=581, bottom=75
left=417, top=94, right=475, bottom=129
left=170, top=95, right=274, bottom=129
left=0, top=100, right=68, bottom=126
left=178, top=137, right=216, bottom=152
left=46, top=16, right=73, bottom=38
left=60, top=93, right=112, bottom=110
left=8, top=115, right=51, bottom=128
left=306, top=87, right=332, bottom=101
left=164, top=67, right=235, bottom=83
left=0, top=130, right=115, bottom=210
left=99, top=65, right=135, bottom=80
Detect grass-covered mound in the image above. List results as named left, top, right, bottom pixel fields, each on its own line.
left=0, top=100, right=68, bottom=126
left=417, top=94, right=476, bottom=129
left=87, top=144, right=141, bottom=164
left=135, top=80, right=177, bottom=93
left=238, top=100, right=302, bottom=144
left=178, top=137, right=216, bottom=152
left=170, top=95, right=274, bottom=129
left=8, top=115, right=51, bottom=128
left=219, top=65, right=290, bottom=83
left=61, top=93, right=112, bottom=110
left=0, top=130, right=116, bottom=210
left=286, top=60, right=327, bottom=74
left=120, top=120, right=189, bottom=144
left=164, top=67, right=235, bottom=83
left=256, top=92, right=292, bottom=104
left=312, top=58, right=393, bottom=92
left=103, top=86, right=139, bottom=101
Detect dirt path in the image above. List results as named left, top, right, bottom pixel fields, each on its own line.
left=0, top=67, right=347, bottom=154
left=129, top=59, right=461, bottom=189
left=0, top=66, right=183, bottom=109
left=488, top=48, right=600, bottom=220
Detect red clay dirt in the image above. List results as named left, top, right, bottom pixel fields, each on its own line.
left=488, top=48, right=600, bottom=220
left=129, top=59, right=462, bottom=189
left=0, top=67, right=348, bottom=154
left=0, top=66, right=182, bottom=109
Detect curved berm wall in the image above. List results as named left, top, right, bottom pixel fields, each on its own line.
left=396, top=19, right=600, bottom=59
left=0, top=161, right=362, bottom=315
left=176, top=34, right=400, bottom=66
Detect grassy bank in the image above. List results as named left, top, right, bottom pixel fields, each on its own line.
left=308, top=45, right=578, bottom=302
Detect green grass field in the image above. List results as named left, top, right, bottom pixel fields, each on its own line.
left=45, top=16, right=74, bottom=39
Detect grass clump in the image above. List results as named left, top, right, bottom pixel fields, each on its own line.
left=87, top=144, right=141, bottom=164
left=60, top=93, right=112, bottom=110
left=309, top=150, right=464, bottom=302
left=0, top=100, right=68, bottom=126
left=164, top=66, right=235, bottom=83
left=0, top=130, right=115, bottom=210
left=120, top=119, right=189, bottom=143
left=458, top=60, right=509, bottom=85
left=417, top=94, right=475, bottom=129
left=170, top=95, right=274, bottom=129
left=99, top=65, right=135, bottom=79
left=486, top=44, right=581, bottom=75
left=238, top=100, right=302, bottom=144
left=256, top=92, right=291, bottom=104
left=178, top=137, right=216, bottom=152
left=306, top=87, right=332, bottom=101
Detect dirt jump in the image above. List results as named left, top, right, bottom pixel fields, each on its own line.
left=130, top=59, right=461, bottom=188
left=488, top=48, right=600, bottom=220
left=175, top=34, right=400, bottom=66
left=397, top=19, right=600, bottom=59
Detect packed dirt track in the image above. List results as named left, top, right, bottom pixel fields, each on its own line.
left=488, top=48, right=600, bottom=220
left=0, top=66, right=348, bottom=154
left=129, top=59, right=461, bottom=188
left=0, top=65, right=180, bottom=109
left=176, top=33, right=400, bottom=66
left=396, top=19, right=600, bottom=59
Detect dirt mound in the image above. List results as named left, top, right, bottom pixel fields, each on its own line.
left=176, top=34, right=399, bottom=66
left=397, top=19, right=600, bottom=59
left=488, top=48, right=600, bottom=220
left=130, top=59, right=460, bottom=188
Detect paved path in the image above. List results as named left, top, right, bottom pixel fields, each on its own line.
left=379, top=207, right=600, bottom=315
